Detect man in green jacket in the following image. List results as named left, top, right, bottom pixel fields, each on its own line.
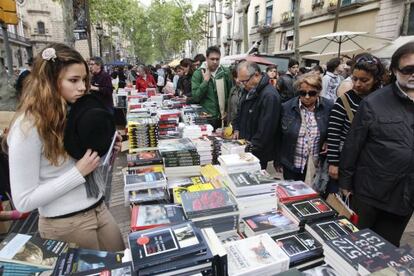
left=191, top=46, right=233, bottom=130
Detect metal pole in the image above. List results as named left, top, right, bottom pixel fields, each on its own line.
left=1, top=23, right=14, bottom=78
left=294, top=0, right=301, bottom=63
left=85, top=0, right=93, bottom=58
left=333, top=0, right=341, bottom=32
left=98, top=36, right=102, bottom=57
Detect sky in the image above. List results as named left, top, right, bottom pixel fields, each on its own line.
left=139, top=0, right=207, bottom=10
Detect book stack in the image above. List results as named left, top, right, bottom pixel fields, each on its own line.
left=277, top=181, right=318, bottom=204
left=280, top=197, right=338, bottom=226
left=0, top=233, right=69, bottom=275
left=323, top=229, right=405, bottom=276
left=209, top=136, right=224, bottom=164
left=192, top=137, right=213, bottom=165
left=181, top=188, right=239, bottom=233
left=218, top=153, right=261, bottom=174
left=158, top=138, right=201, bottom=179
left=52, top=248, right=128, bottom=276
left=123, top=171, right=168, bottom=205
left=221, top=139, right=252, bottom=155
left=274, top=231, right=324, bottom=270
left=128, top=222, right=217, bottom=275
left=305, top=216, right=359, bottom=245
left=130, top=204, right=187, bottom=232
left=181, top=105, right=213, bottom=125
left=180, top=124, right=214, bottom=139
left=173, top=182, right=215, bottom=204
left=242, top=210, right=299, bottom=238
left=225, top=233, right=290, bottom=276
left=222, top=170, right=278, bottom=217
left=128, top=119, right=159, bottom=153
left=157, top=109, right=181, bottom=139
left=126, top=150, right=163, bottom=168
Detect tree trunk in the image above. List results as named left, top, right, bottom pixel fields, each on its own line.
left=62, top=0, right=75, bottom=47
left=294, top=0, right=301, bottom=63
left=242, top=1, right=250, bottom=52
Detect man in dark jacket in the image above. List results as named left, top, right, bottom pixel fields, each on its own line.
left=339, top=42, right=414, bottom=247
left=277, top=58, right=299, bottom=103
left=89, top=57, right=114, bottom=113
left=233, top=61, right=281, bottom=169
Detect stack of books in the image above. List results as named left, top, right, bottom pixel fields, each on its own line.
left=180, top=124, right=214, bottom=139
left=218, top=153, right=261, bottom=174
left=221, top=139, right=252, bottom=155
left=128, top=119, right=159, bottom=153
left=276, top=181, right=318, bottom=204
left=242, top=210, right=299, bottom=238
left=158, top=138, right=201, bottom=179
left=123, top=171, right=168, bottom=205
left=280, top=197, right=338, bottom=226
left=274, top=231, right=324, bottom=270
left=222, top=170, right=278, bottom=217
left=181, top=188, right=239, bottom=233
left=173, top=182, right=215, bottom=204
left=130, top=204, right=187, bottom=232
left=192, top=137, right=213, bottom=165
left=0, top=233, right=68, bottom=275
left=157, top=109, right=181, bottom=139
left=53, top=248, right=128, bottom=275
left=181, top=105, right=213, bottom=125
left=128, top=222, right=217, bottom=275
left=126, top=150, right=163, bottom=170
left=209, top=136, right=223, bottom=165
left=225, top=233, right=290, bottom=276
left=305, top=216, right=359, bottom=245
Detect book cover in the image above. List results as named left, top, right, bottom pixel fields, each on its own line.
left=128, top=222, right=207, bottom=271
left=302, top=264, right=340, bottom=275
left=72, top=262, right=133, bottom=275
left=124, top=172, right=166, bottom=185
left=277, top=182, right=318, bottom=203
left=243, top=211, right=298, bottom=237
left=228, top=171, right=276, bottom=188
left=286, top=197, right=337, bottom=223
left=130, top=204, right=187, bottom=231
left=126, top=150, right=163, bottom=167
left=308, top=216, right=359, bottom=242
left=225, top=234, right=290, bottom=276
left=0, top=233, right=68, bottom=269
left=173, top=183, right=215, bottom=204
left=181, top=188, right=238, bottom=217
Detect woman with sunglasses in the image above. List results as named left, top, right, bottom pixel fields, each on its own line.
left=326, top=53, right=386, bottom=192
left=276, top=73, right=334, bottom=182
left=338, top=43, right=414, bottom=247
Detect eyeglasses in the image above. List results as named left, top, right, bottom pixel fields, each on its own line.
left=239, top=74, right=255, bottom=85
left=89, top=63, right=96, bottom=66
left=298, top=90, right=318, bottom=97
left=355, top=55, right=378, bottom=65
left=397, top=65, right=414, bottom=75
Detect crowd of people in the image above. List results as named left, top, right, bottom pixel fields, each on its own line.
left=1, top=40, right=414, bottom=251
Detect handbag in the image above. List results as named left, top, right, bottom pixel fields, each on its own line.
left=326, top=193, right=359, bottom=225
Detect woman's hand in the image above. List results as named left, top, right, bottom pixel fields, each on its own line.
left=113, top=132, right=122, bottom=154
left=76, top=149, right=100, bottom=176
left=329, top=165, right=339, bottom=180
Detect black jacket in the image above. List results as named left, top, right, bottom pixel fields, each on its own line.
left=278, top=96, right=334, bottom=171
left=233, top=74, right=281, bottom=162
left=277, top=73, right=297, bottom=103
left=339, top=83, right=414, bottom=216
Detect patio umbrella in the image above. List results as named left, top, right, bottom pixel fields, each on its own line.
left=168, top=59, right=181, bottom=67
left=222, top=54, right=274, bottom=65
left=299, top=31, right=391, bottom=57
left=371, top=36, right=414, bottom=59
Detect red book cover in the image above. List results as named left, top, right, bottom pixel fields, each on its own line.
left=277, top=181, right=318, bottom=203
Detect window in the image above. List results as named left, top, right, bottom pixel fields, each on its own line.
left=238, top=16, right=243, bottom=33
left=236, top=42, right=241, bottom=54
left=254, top=6, right=259, bottom=26
left=341, top=0, right=351, bottom=5
left=408, top=5, right=414, bottom=35
left=37, top=21, right=45, bottom=34
left=217, top=27, right=221, bottom=45
left=265, top=0, right=273, bottom=25
left=263, top=36, right=269, bottom=53
left=280, top=31, right=294, bottom=51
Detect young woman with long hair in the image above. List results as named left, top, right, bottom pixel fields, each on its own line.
left=3, top=43, right=125, bottom=251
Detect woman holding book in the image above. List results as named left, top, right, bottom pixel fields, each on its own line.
left=3, top=43, right=125, bottom=251
left=276, top=73, right=334, bottom=183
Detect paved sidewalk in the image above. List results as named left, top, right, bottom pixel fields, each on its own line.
left=108, top=153, right=414, bottom=248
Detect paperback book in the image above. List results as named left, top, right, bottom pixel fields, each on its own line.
left=130, top=204, right=187, bottom=231
left=305, top=216, right=359, bottom=244
left=126, top=150, right=163, bottom=167
left=277, top=181, right=318, bottom=203
left=281, top=197, right=337, bottom=225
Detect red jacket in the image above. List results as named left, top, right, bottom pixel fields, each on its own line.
left=135, top=74, right=156, bottom=92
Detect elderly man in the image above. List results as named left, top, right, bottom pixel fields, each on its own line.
left=339, top=42, right=414, bottom=247
left=89, top=57, right=113, bottom=113
left=233, top=61, right=281, bottom=169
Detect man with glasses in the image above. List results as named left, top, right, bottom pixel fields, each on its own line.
left=232, top=61, right=281, bottom=169
left=89, top=57, right=114, bottom=113
left=339, top=42, right=414, bottom=247
left=191, top=46, right=232, bottom=129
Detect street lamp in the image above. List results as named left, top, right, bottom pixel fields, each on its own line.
left=96, top=23, right=103, bottom=57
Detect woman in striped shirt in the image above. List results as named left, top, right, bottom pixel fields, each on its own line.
left=326, top=53, right=386, bottom=192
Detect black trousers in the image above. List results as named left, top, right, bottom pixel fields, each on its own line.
left=283, top=166, right=306, bottom=181
left=352, top=195, right=413, bottom=247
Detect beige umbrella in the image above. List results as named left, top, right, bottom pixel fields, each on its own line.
left=299, top=31, right=391, bottom=57
left=168, top=59, right=181, bottom=67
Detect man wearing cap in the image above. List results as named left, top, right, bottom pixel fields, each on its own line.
left=89, top=57, right=114, bottom=113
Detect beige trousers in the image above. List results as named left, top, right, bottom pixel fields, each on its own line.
left=38, top=202, right=125, bottom=252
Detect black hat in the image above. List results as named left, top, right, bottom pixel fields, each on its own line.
left=64, top=94, right=115, bottom=160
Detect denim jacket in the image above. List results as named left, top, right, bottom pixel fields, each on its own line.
left=277, top=96, right=334, bottom=172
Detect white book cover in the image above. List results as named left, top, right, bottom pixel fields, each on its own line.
left=218, top=153, right=260, bottom=167
left=225, top=233, right=289, bottom=276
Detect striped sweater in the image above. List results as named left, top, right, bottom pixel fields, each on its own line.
left=327, top=90, right=362, bottom=165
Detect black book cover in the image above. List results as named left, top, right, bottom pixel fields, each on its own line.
left=126, top=150, right=163, bottom=166
left=308, top=216, right=358, bottom=241
left=286, top=197, right=337, bottom=224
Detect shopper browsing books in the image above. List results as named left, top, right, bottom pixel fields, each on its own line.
left=4, top=44, right=125, bottom=251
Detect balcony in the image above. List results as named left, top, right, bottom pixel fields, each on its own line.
left=224, top=7, right=233, bottom=19
left=328, top=0, right=364, bottom=12
left=233, top=31, right=243, bottom=42
left=222, top=35, right=232, bottom=45
left=280, top=11, right=294, bottom=26
left=312, top=0, right=325, bottom=9
left=0, top=31, right=31, bottom=47
left=257, top=21, right=273, bottom=34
